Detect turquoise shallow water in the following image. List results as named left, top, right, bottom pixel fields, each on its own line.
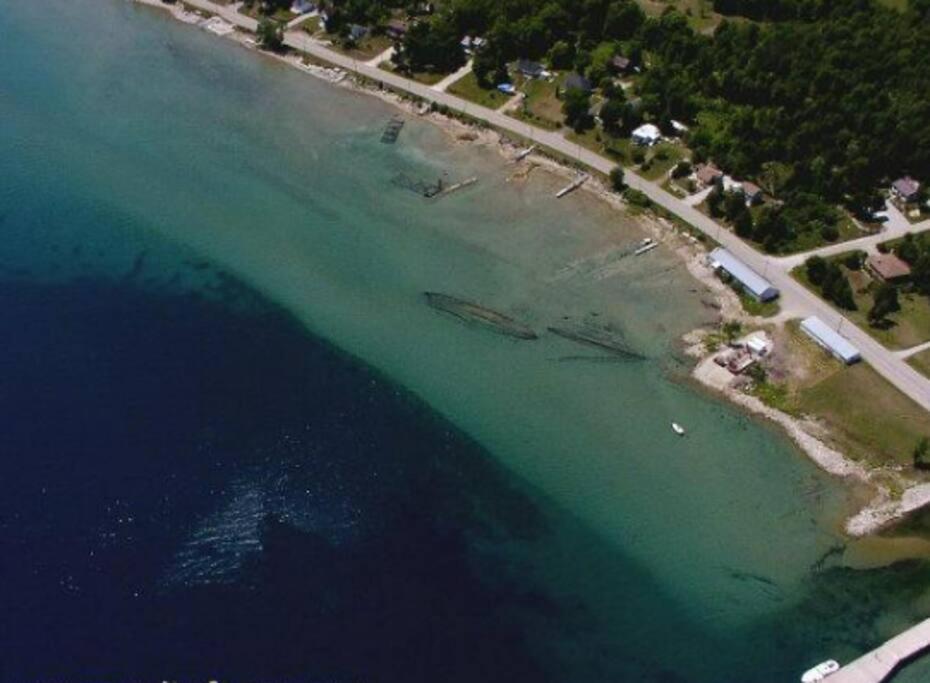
left=3, top=1, right=930, bottom=680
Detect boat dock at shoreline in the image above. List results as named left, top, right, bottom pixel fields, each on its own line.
left=431, top=176, right=478, bottom=200
left=826, top=617, right=930, bottom=682
left=555, top=173, right=588, bottom=198
left=514, top=144, right=536, bottom=161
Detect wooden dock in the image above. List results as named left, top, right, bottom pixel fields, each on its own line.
left=514, top=144, right=536, bottom=161
left=828, top=617, right=930, bottom=682
left=555, top=173, right=588, bottom=198
left=432, top=176, right=477, bottom=199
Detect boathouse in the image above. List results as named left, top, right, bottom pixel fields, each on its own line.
left=800, top=316, right=861, bottom=365
left=708, top=248, right=779, bottom=302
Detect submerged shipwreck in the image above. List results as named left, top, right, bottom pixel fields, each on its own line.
left=547, top=322, right=646, bottom=361
left=424, top=292, right=538, bottom=340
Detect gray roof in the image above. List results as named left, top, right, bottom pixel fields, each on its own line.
left=515, top=59, right=545, bottom=76
left=800, top=316, right=861, bottom=364
left=709, top=248, right=779, bottom=301
left=893, top=176, right=920, bottom=198
left=564, top=72, right=592, bottom=92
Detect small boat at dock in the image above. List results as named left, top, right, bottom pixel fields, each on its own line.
left=800, top=660, right=840, bottom=682
left=634, top=238, right=658, bottom=256
left=671, top=422, right=685, bottom=436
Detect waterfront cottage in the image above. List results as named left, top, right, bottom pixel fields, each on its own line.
left=695, top=162, right=723, bottom=187
left=460, top=36, right=486, bottom=53
left=386, top=19, right=408, bottom=39
left=609, top=55, right=632, bottom=74
left=867, top=252, right=911, bottom=282
left=892, top=176, right=921, bottom=204
left=348, top=24, right=369, bottom=42
left=515, top=59, right=547, bottom=79
left=742, top=181, right=763, bottom=205
left=291, top=0, right=315, bottom=14
left=564, top=73, right=592, bottom=93
left=631, top=123, right=661, bottom=146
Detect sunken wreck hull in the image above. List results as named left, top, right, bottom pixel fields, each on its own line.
left=424, top=292, right=538, bottom=340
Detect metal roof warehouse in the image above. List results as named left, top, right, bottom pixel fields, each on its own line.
left=800, top=316, right=861, bottom=364
left=709, top=248, right=779, bottom=302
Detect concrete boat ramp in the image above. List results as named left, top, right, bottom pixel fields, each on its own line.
left=827, top=617, right=930, bottom=682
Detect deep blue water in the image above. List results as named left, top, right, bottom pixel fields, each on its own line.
left=0, top=273, right=558, bottom=682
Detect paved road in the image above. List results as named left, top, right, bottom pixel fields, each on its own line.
left=778, top=202, right=930, bottom=270
left=170, top=0, right=930, bottom=412
left=431, top=59, right=472, bottom=92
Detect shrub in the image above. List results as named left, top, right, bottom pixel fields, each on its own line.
left=624, top=188, right=651, bottom=208
left=844, top=251, right=864, bottom=271
left=805, top=255, right=828, bottom=286
left=609, top=167, right=626, bottom=192
left=672, top=160, right=692, bottom=179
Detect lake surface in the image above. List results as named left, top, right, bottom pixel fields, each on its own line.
left=2, top=1, right=930, bottom=680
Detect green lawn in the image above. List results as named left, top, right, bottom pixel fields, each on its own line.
left=508, top=77, right=563, bottom=130
left=701, top=205, right=865, bottom=255
left=300, top=16, right=322, bottom=35
left=446, top=72, right=510, bottom=108
left=239, top=5, right=294, bottom=22
left=796, top=363, right=930, bottom=466
left=378, top=61, right=448, bottom=86
left=635, top=0, right=723, bottom=32
left=332, top=33, right=393, bottom=61
left=738, top=292, right=779, bottom=318
left=876, top=0, right=909, bottom=10
left=637, top=142, right=687, bottom=181
left=908, top=349, right=930, bottom=378
left=754, top=322, right=930, bottom=466
left=793, top=260, right=930, bottom=350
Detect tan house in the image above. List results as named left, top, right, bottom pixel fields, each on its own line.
left=742, top=181, right=764, bottom=205
left=695, top=163, right=723, bottom=188
left=867, top=252, right=912, bottom=282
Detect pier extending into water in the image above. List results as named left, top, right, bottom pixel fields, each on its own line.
left=829, top=617, right=930, bottom=682
left=555, top=173, right=588, bottom=198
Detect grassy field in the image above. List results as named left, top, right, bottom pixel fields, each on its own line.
left=797, top=363, right=930, bottom=466
left=793, top=260, right=930, bottom=350
left=333, top=34, right=393, bottom=61
left=563, top=130, right=688, bottom=181
left=239, top=5, right=294, bottom=22
left=756, top=322, right=930, bottom=466
left=908, top=349, right=930, bottom=378
left=508, top=77, right=563, bottom=130
left=446, top=72, right=510, bottom=109
left=635, top=0, right=723, bottom=32
left=300, top=16, right=322, bottom=35
left=637, top=142, right=688, bottom=181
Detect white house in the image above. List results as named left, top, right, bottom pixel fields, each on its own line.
left=631, top=123, right=661, bottom=147
left=291, top=0, right=315, bottom=14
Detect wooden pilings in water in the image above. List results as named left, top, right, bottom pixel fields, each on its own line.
left=381, top=116, right=405, bottom=143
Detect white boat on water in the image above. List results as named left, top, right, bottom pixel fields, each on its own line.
left=801, top=659, right=840, bottom=682
left=634, top=238, right=658, bottom=256
left=671, top=422, right=685, bottom=436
